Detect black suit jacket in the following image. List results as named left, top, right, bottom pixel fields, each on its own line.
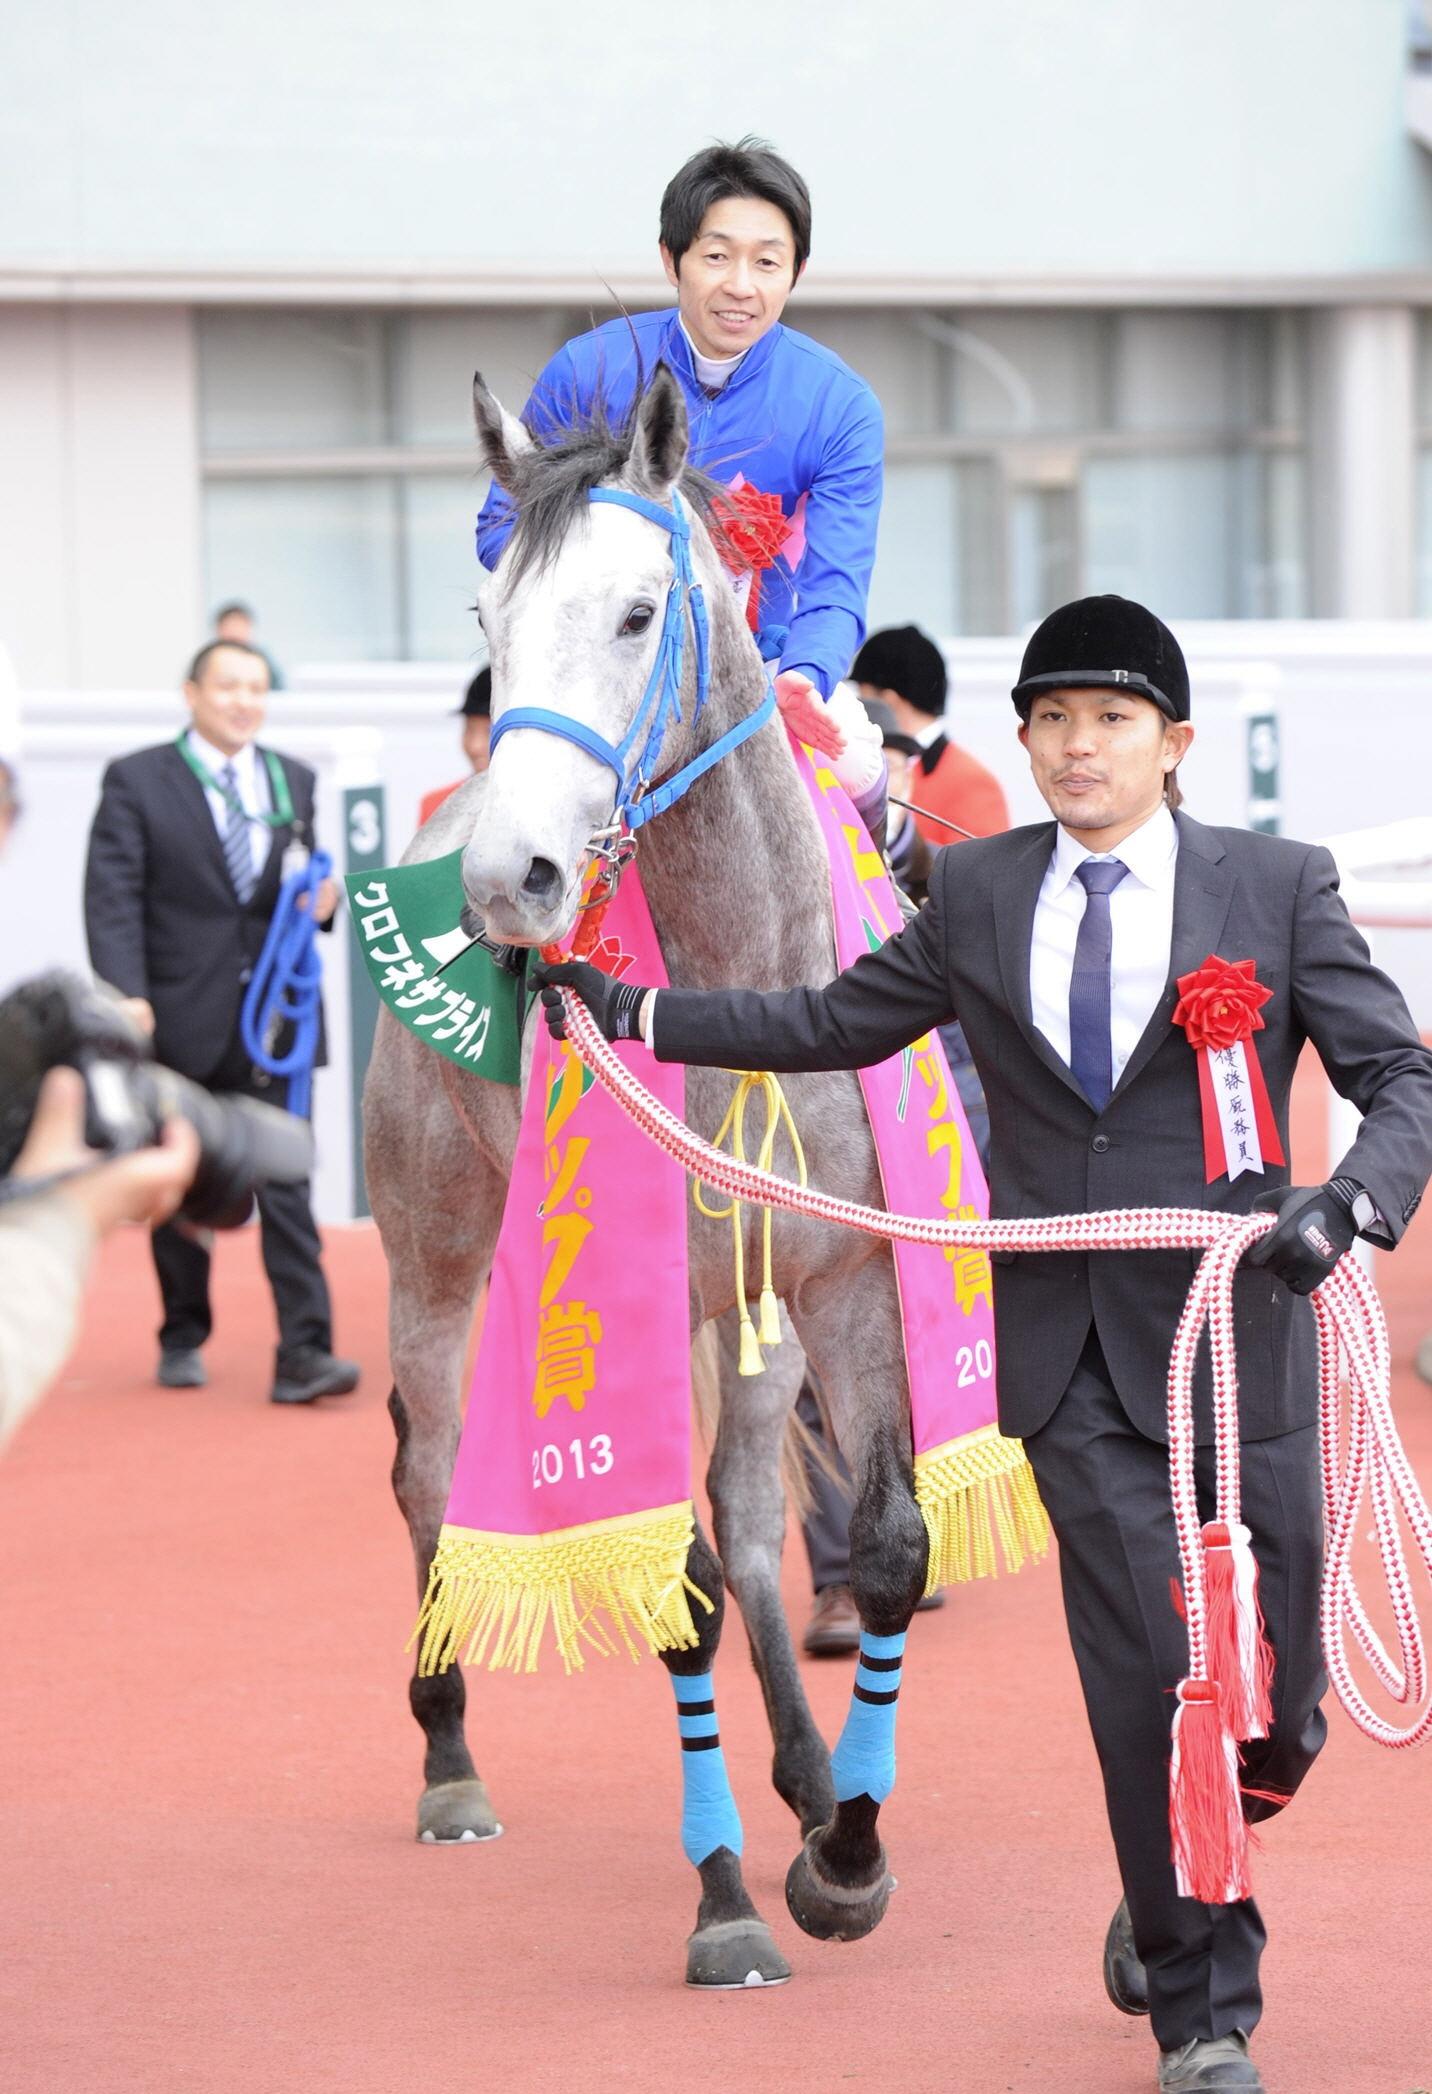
left=83, top=740, right=327, bottom=1086
left=653, top=813, right=1432, bottom=1443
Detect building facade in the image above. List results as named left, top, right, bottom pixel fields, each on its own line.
left=2, top=0, right=1431, bottom=686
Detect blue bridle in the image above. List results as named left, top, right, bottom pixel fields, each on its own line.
left=485, top=486, right=776, bottom=836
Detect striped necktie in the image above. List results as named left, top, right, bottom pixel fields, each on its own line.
left=1068, top=857, right=1128, bottom=1111
left=218, top=760, right=256, bottom=904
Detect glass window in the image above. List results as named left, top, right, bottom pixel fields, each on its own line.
left=401, top=474, right=489, bottom=661
left=1082, top=453, right=1239, bottom=619
left=198, top=313, right=389, bottom=453
left=1110, top=312, right=1245, bottom=435
left=944, top=312, right=1107, bottom=437
left=1417, top=452, right=1432, bottom=616
left=395, top=309, right=573, bottom=446
left=793, top=310, right=945, bottom=438
left=204, top=476, right=401, bottom=663
left=197, top=303, right=1311, bottom=661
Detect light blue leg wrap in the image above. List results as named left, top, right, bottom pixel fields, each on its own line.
left=671, top=1671, right=744, bottom=1866
left=830, top=1631, right=906, bottom=1805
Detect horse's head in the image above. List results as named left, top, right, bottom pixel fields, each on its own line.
left=461, top=367, right=716, bottom=946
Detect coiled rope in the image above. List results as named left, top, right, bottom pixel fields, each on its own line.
left=556, top=989, right=1432, bottom=1889
left=240, top=849, right=331, bottom=1119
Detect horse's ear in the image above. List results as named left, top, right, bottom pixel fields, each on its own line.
left=473, top=372, right=533, bottom=493
left=628, top=365, right=689, bottom=501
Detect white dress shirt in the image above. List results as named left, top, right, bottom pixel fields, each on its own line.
left=1029, top=802, right=1178, bottom=1086
left=185, top=729, right=271, bottom=885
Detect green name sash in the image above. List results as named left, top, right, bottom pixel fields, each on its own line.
left=344, top=849, right=523, bottom=1084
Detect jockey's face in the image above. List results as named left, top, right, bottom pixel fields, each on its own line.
left=184, top=644, right=270, bottom=757
left=661, top=196, right=798, bottom=364
left=1019, top=686, right=1193, bottom=851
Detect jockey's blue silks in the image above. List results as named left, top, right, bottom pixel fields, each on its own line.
left=670, top=1672, right=744, bottom=1865
left=829, top=1630, right=906, bottom=1805
left=487, top=488, right=776, bottom=836
left=477, top=308, right=883, bottom=702
left=240, top=850, right=329, bottom=1117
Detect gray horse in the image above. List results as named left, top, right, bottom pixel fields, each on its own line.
left=364, top=368, right=930, bottom=1988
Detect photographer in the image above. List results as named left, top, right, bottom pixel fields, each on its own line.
left=0, top=1066, right=198, bottom=1448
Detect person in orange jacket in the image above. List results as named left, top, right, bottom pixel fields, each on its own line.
left=852, top=624, right=1008, bottom=843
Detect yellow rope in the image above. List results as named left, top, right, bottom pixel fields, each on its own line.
left=693, top=1071, right=808, bottom=1374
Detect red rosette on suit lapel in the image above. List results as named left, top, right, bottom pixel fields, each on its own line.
left=1172, top=954, right=1285, bottom=1186
left=711, top=482, right=791, bottom=632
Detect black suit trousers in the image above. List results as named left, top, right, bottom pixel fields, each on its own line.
left=1024, top=1333, right=1326, bottom=2051
left=151, top=1041, right=331, bottom=1364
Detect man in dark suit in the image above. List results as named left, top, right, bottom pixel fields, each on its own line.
left=540, top=597, right=1432, bottom=2093
left=83, top=638, right=359, bottom=1408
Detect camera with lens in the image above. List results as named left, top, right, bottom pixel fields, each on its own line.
left=0, top=970, right=313, bottom=1228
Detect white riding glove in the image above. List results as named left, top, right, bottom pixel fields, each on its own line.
left=820, top=681, right=886, bottom=798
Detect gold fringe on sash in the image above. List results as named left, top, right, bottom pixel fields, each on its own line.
left=411, top=1502, right=713, bottom=1676
left=913, top=1423, right=1050, bottom=1592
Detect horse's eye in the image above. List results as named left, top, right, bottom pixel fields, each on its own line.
left=620, top=602, right=655, bottom=637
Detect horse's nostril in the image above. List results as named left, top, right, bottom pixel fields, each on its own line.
left=521, top=857, right=562, bottom=904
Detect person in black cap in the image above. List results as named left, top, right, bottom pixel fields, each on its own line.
left=852, top=622, right=1008, bottom=843
left=419, top=667, right=492, bottom=828
left=538, top=592, right=1432, bottom=2093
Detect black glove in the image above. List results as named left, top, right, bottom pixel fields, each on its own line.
left=534, top=959, right=652, bottom=1043
left=1245, top=1180, right=1358, bottom=1295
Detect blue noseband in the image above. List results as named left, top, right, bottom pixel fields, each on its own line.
left=485, top=486, right=775, bottom=835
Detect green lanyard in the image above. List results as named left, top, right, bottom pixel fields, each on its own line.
left=177, top=733, right=295, bottom=829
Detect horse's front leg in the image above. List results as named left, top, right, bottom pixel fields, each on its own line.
left=704, top=1307, right=835, bottom=1838
left=662, top=1520, right=793, bottom=1989
left=786, top=1258, right=927, bottom=1941
left=366, top=1024, right=508, bottom=1845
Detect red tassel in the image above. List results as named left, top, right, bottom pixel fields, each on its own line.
left=1168, top=1679, right=1250, bottom=1904
left=1202, top=1520, right=1275, bottom=1743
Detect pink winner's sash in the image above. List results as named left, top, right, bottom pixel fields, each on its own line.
left=413, top=869, right=707, bottom=1675
left=790, top=737, right=1048, bottom=1590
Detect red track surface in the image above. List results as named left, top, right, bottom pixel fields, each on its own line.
left=3, top=1066, right=1431, bottom=2093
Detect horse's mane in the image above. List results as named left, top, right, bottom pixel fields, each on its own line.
left=501, top=373, right=741, bottom=589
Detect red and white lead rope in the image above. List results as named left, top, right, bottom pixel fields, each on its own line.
left=559, top=993, right=1432, bottom=1902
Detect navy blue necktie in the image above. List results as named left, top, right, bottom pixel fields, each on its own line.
left=1069, top=858, right=1128, bottom=1111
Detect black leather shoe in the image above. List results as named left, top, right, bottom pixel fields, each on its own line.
left=270, top=1351, right=361, bottom=1406
left=158, top=1348, right=207, bottom=1388
left=914, top=1588, right=946, bottom=1613
left=1104, top=1898, right=1149, bottom=2016
left=1157, top=2031, right=1263, bottom=2090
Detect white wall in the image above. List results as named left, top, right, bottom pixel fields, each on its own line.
left=0, top=305, right=200, bottom=686
left=2, top=0, right=1429, bottom=288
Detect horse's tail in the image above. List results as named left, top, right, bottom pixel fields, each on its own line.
left=690, top=1316, right=836, bottom=1521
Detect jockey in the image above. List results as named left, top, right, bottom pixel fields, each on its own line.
left=476, top=135, right=884, bottom=763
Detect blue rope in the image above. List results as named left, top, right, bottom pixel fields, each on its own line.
left=240, top=849, right=330, bottom=1119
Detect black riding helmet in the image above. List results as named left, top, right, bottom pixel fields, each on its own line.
left=1011, top=595, right=1190, bottom=723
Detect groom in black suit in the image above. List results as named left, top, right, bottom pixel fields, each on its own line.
left=540, top=597, right=1432, bottom=2093
left=83, top=639, right=359, bottom=1408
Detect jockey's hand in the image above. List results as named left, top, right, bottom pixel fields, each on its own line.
left=535, top=960, right=651, bottom=1043
left=1246, top=1181, right=1357, bottom=1295
left=774, top=670, right=845, bottom=761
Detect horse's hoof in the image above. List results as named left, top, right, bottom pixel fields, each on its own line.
left=416, top=1778, right=503, bottom=1844
left=685, top=1918, right=792, bottom=1990
left=784, top=1830, right=892, bottom=1942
